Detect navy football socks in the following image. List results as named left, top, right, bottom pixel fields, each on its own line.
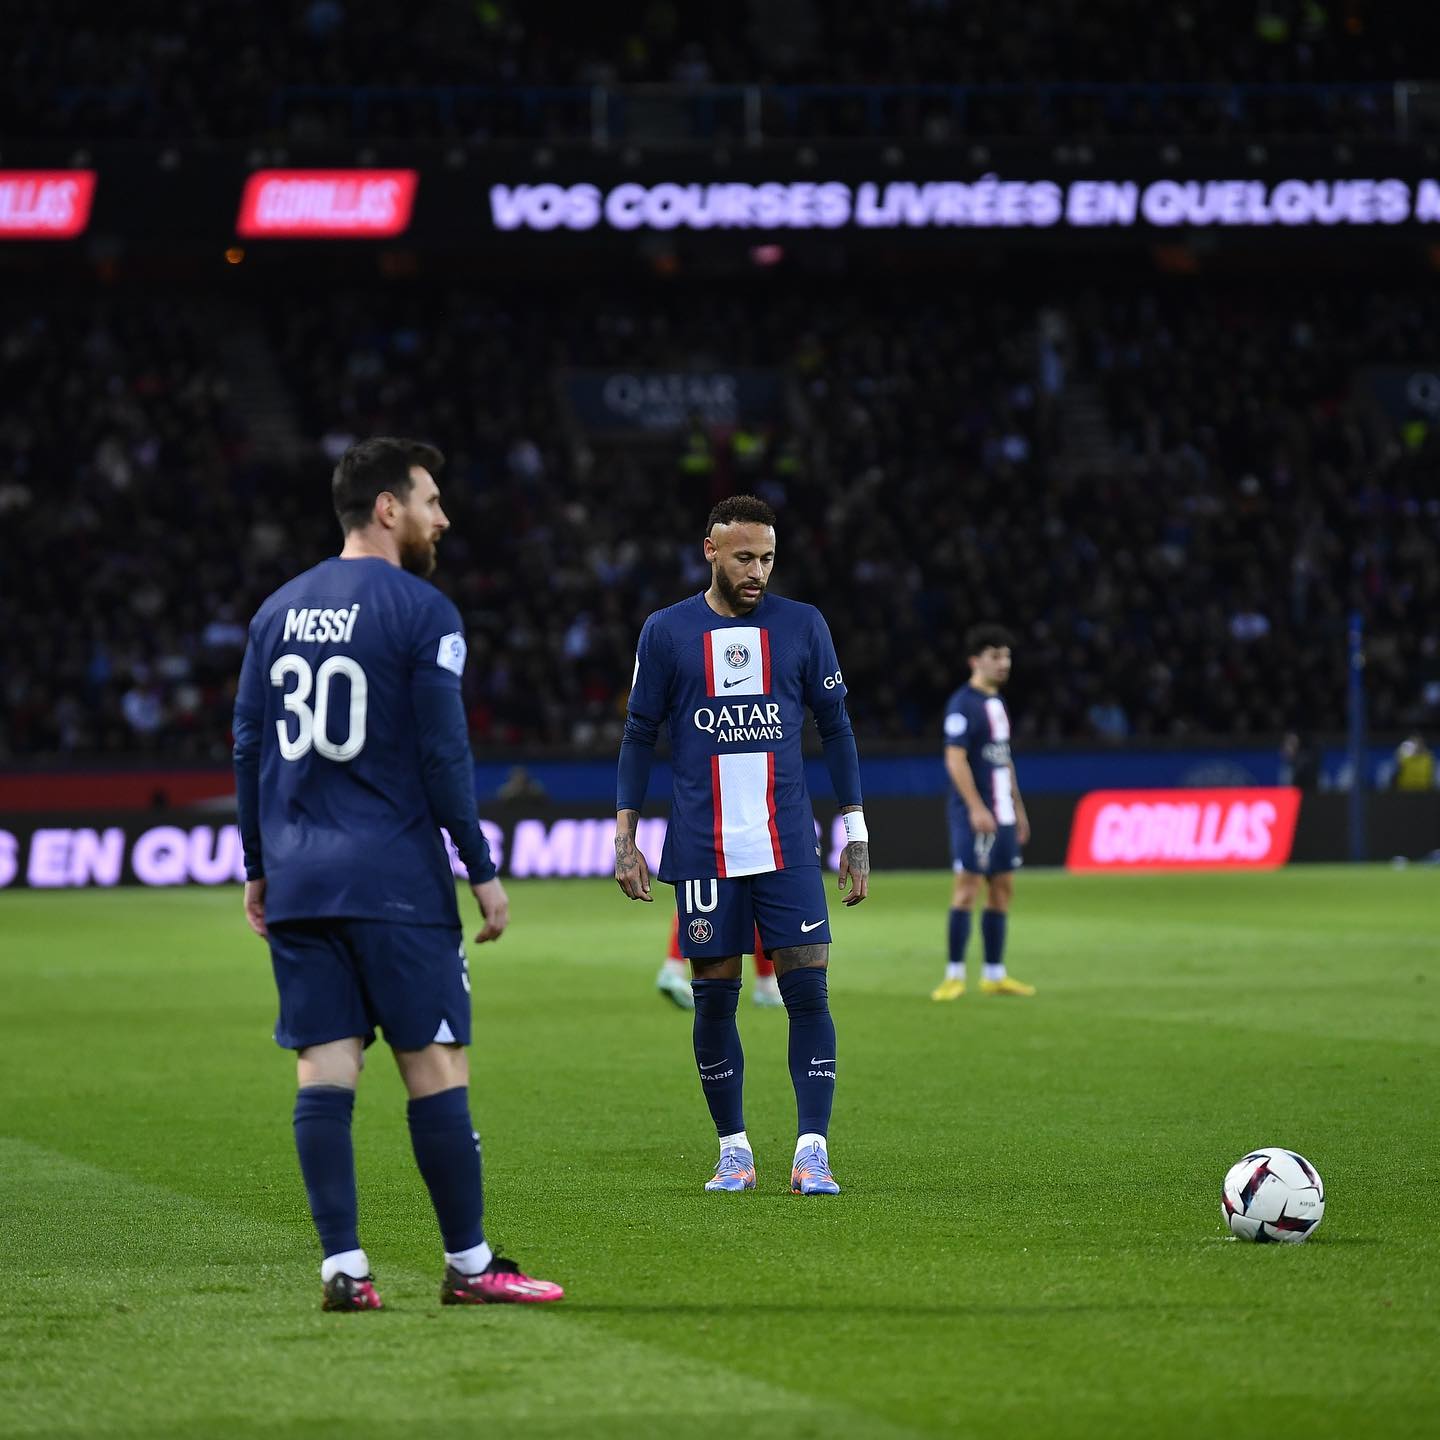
left=947, top=907, right=971, bottom=976
left=691, top=977, right=746, bottom=1137
left=982, top=909, right=1008, bottom=975
left=407, top=1086, right=485, bottom=1254
left=293, top=1085, right=359, bottom=1258
left=778, top=968, right=836, bottom=1140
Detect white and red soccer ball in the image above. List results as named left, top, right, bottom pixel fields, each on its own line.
left=1222, top=1147, right=1325, bottom=1242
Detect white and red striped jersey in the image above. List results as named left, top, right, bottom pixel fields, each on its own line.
left=626, top=592, right=847, bottom=882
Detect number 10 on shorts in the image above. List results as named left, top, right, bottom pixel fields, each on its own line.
left=683, top=879, right=718, bottom=913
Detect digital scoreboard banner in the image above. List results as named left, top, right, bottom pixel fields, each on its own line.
left=7, top=146, right=1440, bottom=250
left=486, top=176, right=1439, bottom=234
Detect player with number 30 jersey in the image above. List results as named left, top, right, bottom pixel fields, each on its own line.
left=233, top=437, right=561, bottom=1312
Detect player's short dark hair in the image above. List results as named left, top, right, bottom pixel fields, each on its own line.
left=331, top=437, right=444, bottom=533
left=706, top=494, right=776, bottom=535
left=965, top=623, right=1014, bottom=658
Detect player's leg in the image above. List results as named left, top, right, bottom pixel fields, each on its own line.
left=656, top=912, right=695, bottom=1010
left=935, top=868, right=983, bottom=1000
left=752, top=927, right=783, bottom=1007
left=679, top=877, right=754, bottom=1190
left=757, top=870, right=841, bottom=1195
left=360, top=923, right=563, bottom=1302
left=978, top=833, right=1035, bottom=996
left=935, top=805, right=984, bottom=1000
left=269, top=920, right=380, bottom=1310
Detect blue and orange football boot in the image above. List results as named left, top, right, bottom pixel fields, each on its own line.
left=791, top=1140, right=841, bottom=1195
left=705, top=1146, right=757, bottom=1192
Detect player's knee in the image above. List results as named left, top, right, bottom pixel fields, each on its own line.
left=987, top=877, right=1014, bottom=909
left=771, top=943, right=828, bottom=975
left=952, top=877, right=980, bottom=908
left=297, top=1037, right=363, bottom=1089
left=393, top=1041, right=469, bottom=1099
left=691, top=954, right=743, bottom=981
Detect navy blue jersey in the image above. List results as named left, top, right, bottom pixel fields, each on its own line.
left=625, top=592, right=847, bottom=882
left=234, top=556, right=486, bottom=926
left=942, top=684, right=1016, bottom=823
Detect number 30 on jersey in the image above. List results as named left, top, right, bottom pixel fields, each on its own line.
left=270, top=653, right=368, bottom=762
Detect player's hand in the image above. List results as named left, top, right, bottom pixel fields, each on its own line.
left=1016, top=812, right=1032, bottom=846
left=837, top=841, right=870, bottom=906
left=968, top=804, right=998, bottom=835
left=614, top=832, right=653, bottom=901
left=471, top=877, right=510, bottom=943
left=243, top=878, right=268, bottom=939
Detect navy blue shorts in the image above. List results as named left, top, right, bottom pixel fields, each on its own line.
left=267, top=919, right=470, bottom=1052
left=673, top=868, right=831, bottom=958
left=950, top=816, right=1023, bottom=876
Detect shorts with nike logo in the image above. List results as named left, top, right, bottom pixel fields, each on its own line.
left=673, top=867, right=831, bottom=958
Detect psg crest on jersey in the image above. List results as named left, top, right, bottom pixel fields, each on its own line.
left=725, top=642, right=751, bottom=670
left=688, top=918, right=714, bottom=945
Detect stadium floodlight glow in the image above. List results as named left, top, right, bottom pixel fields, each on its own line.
left=236, top=169, right=419, bottom=238
left=0, top=170, right=97, bottom=239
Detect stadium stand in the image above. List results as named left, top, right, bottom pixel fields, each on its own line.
left=4, top=278, right=1436, bottom=759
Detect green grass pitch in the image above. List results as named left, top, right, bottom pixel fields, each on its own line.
left=2, top=867, right=1437, bottom=1439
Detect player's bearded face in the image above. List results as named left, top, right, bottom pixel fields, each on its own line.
left=398, top=507, right=437, bottom=576
left=395, top=477, right=445, bottom=577
left=709, top=523, right=776, bottom=614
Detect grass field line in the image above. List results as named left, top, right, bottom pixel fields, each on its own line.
left=0, top=1135, right=929, bottom=1440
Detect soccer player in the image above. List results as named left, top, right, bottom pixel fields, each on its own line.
left=656, top=914, right=784, bottom=1009
left=614, top=495, right=870, bottom=1195
left=232, top=437, right=563, bottom=1311
left=932, top=623, right=1035, bottom=1001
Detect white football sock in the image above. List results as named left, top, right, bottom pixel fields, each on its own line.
left=795, top=1132, right=827, bottom=1157
left=984, top=963, right=1006, bottom=982
left=662, top=959, right=688, bottom=979
left=945, top=962, right=965, bottom=981
left=445, top=1240, right=494, bottom=1276
left=320, top=1248, right=370, bottom=1283
left=719, top=1130, right=751, bottom=1154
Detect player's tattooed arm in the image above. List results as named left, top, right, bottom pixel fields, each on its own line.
left=614, top=808, right=653, bottom=901
left=837, top=804, right=870, bottom=906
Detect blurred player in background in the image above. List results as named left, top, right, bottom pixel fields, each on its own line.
left=932, top=624, right=1035, bottom=1001
left=615, top=495, right=870, bottom=1195
left=656, top=913, right=784, bottom=1008
left=233, top=437, right=563, bottom=1310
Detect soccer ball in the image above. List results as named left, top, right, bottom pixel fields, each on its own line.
left=1221, top=1147, right=1325, bottom=1242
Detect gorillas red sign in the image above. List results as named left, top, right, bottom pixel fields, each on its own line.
left=1066, top=788, right=1302, bottom=871
left=236, top=169, right=418, bottom=238
left=0, top=171, right=97, bottom=237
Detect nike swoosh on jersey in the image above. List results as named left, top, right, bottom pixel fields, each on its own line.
left=800, top=919, right=825, bottom=932
left=722, top=675, right=752, bottom=687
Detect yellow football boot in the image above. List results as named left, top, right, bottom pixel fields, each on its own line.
left=979, top=975, right=1036, bottom=997
left=930, top=978, right=966, bottom=1002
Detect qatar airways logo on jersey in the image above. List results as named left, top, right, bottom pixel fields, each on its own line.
left=693, top=702, right=783, bottom=744
left=1066, top=788, right=1301, bottom=872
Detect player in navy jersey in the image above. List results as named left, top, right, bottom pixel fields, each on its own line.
left=232, top=437, right=563, bottom=1310
left=932, top=623, right=1035, bottom=1001
left=614, top=494, right=870, bottom=1195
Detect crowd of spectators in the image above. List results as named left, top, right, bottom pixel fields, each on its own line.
left=3, top=271, right=1437, bottom=762
left=2, top=0, right=1434, bottom=142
